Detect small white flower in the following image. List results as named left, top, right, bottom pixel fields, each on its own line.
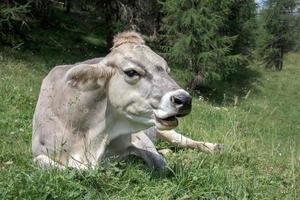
left=198, top=96, right=204, bottom=101
left=4, top=161, right=13, bottom=165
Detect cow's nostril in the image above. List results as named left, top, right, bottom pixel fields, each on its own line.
left=171, top=94, right=192, bottom=106
left=171, top=96, right=183, bottom=105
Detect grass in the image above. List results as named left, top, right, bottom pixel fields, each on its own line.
left=0, top=11, right=299, bottom=200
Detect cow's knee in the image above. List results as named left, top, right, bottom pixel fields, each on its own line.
left=158, top=148, right=173, bottom=156
left=132, top=147, right=167, bottom=170
left=150, top=153, right=167, bottom=170
left=33, top=155, right=65, bottom=170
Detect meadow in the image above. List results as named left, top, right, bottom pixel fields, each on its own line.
left=0, top=11, right=299, bottom=200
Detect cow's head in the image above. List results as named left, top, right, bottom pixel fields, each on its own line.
left=65, top=31, right=191, bottom=130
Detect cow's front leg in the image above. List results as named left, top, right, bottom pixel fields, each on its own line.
left=157, top=129, right=224, bottom=153
left=84, top=134, right=109, bottom=168
left=130, top=131, right=167, bottom=170
left=33, top=155, right=66, bottom=170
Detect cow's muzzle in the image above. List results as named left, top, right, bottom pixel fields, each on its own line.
left=154, top=89, right=192, bottom=130
left=170, top=92, right=192, bottom=117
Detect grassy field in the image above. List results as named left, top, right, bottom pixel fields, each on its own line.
left=0, top=12, right=299, bottom=200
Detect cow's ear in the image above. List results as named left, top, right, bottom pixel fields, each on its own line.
left=65, top=64, right=115, bottom=91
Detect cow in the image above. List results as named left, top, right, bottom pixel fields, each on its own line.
left=32, top=31, right=222, bottom=170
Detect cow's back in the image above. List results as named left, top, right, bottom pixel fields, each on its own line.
left=32, top=58, right=104, bottom=157
left=36, top=57, right=104, bottom=113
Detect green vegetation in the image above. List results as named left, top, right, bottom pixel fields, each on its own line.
left=1, top=0, right=299, bottom=81
left=161, top=0, right=256, bottom=89
left=0, top=1, right=32, bottom=45
left=258, top=0, right=299, bottom=70
left=0, top=10, right=299, bottom=199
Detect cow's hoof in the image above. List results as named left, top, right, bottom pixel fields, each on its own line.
left=197, top=142, right=225, bottom=153
left=210, top=143, right=224, bottom=152
left=158, top=148, right=173, bottom=156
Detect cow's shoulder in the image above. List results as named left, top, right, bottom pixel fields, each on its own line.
left=45, top=64, right=74, bottom=83
left=75, top=57, right=103, bottom=65
left=45, top=58, right=104, bottom=82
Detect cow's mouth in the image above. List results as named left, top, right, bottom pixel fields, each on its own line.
left=155, top=115, right=178, bottom=130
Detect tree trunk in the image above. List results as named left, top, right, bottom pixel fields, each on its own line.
left=34, top=0, right=51, bottom=27
left=65, top=0, right=71, bottom=13
left=98, top=0, right=162, bottom=51
left=279, top=48, right=283, bottom=70
left=186, top=72, right=205, bottom=91
left=101, top=0, right=119, bottom=51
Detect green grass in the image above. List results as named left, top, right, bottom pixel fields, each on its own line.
left=0, top=11, right=299, bottom=200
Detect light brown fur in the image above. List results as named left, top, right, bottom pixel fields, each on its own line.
left=112, top=31, right=145, bottom=49
left=32, top=31, right=222, bottom=170
left=65, top=64, right=115, bottom=88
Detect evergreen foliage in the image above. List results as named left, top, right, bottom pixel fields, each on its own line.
left=1, top=0, right=299, bottom=88
left=160, top=0, right=257, bottom=89
left=0, top=1, right=32, bottom=46
left=258, top=0, right=298, bottom=70
left=221, top=0, right=257, bottom=57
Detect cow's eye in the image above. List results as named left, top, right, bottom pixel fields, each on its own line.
left=124, top=69, right=139, bottom=77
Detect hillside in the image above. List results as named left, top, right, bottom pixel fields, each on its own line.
left=0, top=14, right=299, bottom=199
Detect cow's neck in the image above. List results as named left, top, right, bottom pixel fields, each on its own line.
left=103, top=102, right=147, bottom=141
left=82, top=99, right=147, bottom=164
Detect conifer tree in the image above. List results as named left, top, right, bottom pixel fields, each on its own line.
left=259, top=0, right=298, bottom=70
left=160, top=0, right=256, bottom=90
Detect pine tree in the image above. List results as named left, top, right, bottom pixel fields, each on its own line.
left=259, top=0, right=298, bottom=70
left=220, top=0, right=257, bottom=58
left=0, top=1, right=32, bottom=45
left=160, top=0, right=256, bottom=90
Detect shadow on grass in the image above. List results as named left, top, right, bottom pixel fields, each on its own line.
left=197, top=66, right=262, bottom=106
left=2, top=8, right=108, bottom=71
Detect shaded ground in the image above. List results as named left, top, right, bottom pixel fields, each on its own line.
left=199, top=66, right=262, bottom=105
left=10, top=9, right=108, bottom=70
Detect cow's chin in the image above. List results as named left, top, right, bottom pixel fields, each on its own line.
left=122, top=111, right=156, bottom=129
left=154, top=115, right=178, bottom=130
left=125, top=114, right=154, bottom=125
